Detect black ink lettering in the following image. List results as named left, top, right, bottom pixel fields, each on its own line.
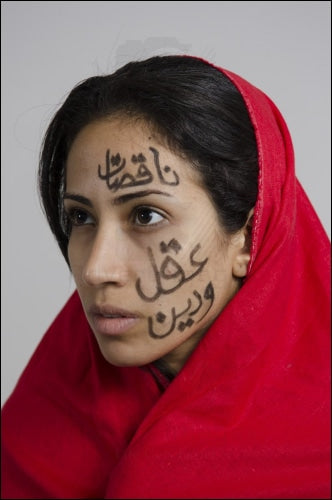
left=148, top=299, right=192, bottom=339
left=189, top=244, right=208, bottom=273
left=136, top=163, right=153, bottom=181
left=176, top=284, right=213, bottom=333
left=98, top=148, right=180, bottom=191
left=98, top=150, right=153, bottom=192
left=149, top=147, right=180, bottom=186
left=129, top=155, right=153, bottom=186
left=156, top=312, right=167, bottom=323
left=135, top=242, right=208, bottom=302
left=135, top=247, right=162, bottom=302
left=147, top=282, right=215, bottom=339
left=160, top=238, right=182, bottom=254
left=195, top=282, right=215, bottom=322
left=160, top=256, right=186, bottom=282
left=177, top=318, right=195, bottom=332
left=189, top=290, right=203, bottom=316
left=116, top=173, right=140, bottom=189
left=98, top=150, right=126, bottom=190
left=148, top=307, right=176, bottom=339
left=131, top=153, right=147, bottom=164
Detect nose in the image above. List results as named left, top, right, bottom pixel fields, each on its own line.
left=82, top=226, right=129, bottom=287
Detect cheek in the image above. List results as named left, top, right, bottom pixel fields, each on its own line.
left=67, top=238, right=85, bottom=282
left=67, top=239, right=76, bottom=269
left=140, top=233, right=239, bottom=342
left=135, top=238, right=219, bottom=339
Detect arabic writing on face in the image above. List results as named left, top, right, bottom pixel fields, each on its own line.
left=148, top=281, right=215, bottom=338
left=135, top=239, right=208, bottom=302
left=97, top=147, right=180, bottom=191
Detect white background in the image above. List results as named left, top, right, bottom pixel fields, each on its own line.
left=1, top=1, right=331, bottom=406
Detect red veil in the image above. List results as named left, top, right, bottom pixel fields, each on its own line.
left=2, top=60, right=331, bottom=499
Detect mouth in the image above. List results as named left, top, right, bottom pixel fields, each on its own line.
left=88, top=304, right=140, bottom=336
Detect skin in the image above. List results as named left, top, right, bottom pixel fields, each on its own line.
left=64, top=116, right=251, bottom=376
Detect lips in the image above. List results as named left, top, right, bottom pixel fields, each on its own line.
left=90, top=304, right=139, bottom=318
left=88, top=304, right=140, bottom=336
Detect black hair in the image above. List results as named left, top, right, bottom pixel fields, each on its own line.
left=38, top=55, right=258, bottom=264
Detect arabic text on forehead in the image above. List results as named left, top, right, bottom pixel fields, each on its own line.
left=97, top=147, right=180, bottom=192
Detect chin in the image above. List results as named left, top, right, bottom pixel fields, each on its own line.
left=97, top=340, right=156, bottom=368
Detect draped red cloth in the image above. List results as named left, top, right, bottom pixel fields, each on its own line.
left=2, top=60, right=331, bottom=499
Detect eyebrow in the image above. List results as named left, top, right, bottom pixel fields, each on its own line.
left=63, top=190, right=172, bottom=207
left=112, top=189, right=172, bottom=205
left=63, top=193, right=92, bottom=206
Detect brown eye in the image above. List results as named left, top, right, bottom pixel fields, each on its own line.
left=134, top=207, right=164, bottom=226
left=67, top=208, right=94, bottom=226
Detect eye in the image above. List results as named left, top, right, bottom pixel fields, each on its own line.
left=133, top=206, right=165, bottom=226
left=65, top=207, right=94, bottom=226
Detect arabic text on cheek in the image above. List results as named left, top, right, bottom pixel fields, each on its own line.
left=134, top=238, right=214, bottom=339
left=147, top=281, right=215, bottom=339
left=135, top=239, right=208, bottom=302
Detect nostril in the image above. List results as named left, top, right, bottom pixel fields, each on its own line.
left=82, top=266, right=128, bottom=287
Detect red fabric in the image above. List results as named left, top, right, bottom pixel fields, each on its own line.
left=1, top=60, right=331, bottom=499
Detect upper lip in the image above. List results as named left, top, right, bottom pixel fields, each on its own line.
left=89, top=304, right=139, bottom=318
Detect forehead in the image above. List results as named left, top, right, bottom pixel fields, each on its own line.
left=66, top=117, right=200, bottom=188
left=68, top=117, right=152, bottom=161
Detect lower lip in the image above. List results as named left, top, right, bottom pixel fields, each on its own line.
left=91, top=314, right=139, bottom=336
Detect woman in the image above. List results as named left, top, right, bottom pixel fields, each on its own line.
left=1, top=55, right=330, bottom=499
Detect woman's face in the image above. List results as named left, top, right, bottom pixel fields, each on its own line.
left=65, top=117, right=247, bottom=374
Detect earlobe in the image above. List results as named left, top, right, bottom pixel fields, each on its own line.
left=232, top=252, right=251, bottom=278
left=232, top=208, right=254, bottom=279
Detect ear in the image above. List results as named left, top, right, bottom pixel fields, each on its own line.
left=231, top=208, right=254, bottom=279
